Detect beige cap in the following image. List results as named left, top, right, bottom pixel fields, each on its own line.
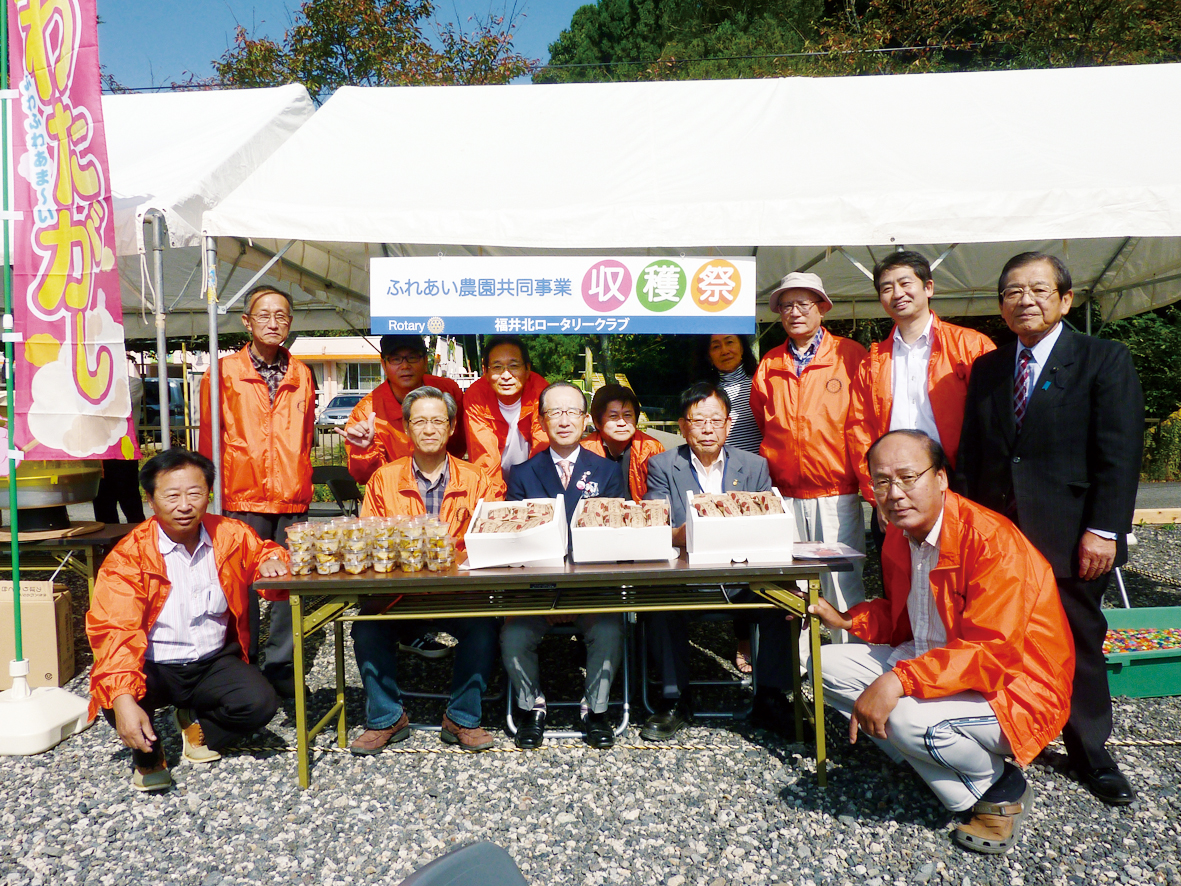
left=768, top=271, right=831, bottom=313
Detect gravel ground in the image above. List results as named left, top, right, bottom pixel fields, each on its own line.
left=2, top=529, right=1181, bottom=886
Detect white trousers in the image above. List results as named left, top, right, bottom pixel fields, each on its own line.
left=793, top=492, right=866, bottom=652
left=820, top=643, right=1012, bottom=812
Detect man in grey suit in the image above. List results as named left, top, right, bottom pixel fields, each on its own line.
left=640, top=382, right=797, bottom=740
left=959, top=252, right=1144, bottom=806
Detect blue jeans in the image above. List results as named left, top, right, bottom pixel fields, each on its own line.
left=352, top=617, right=496, bottom=729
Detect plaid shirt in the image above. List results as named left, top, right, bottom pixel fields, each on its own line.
left=413, top=458, right=450, bottom=517
left=249, top=346, right=290, bottom=405
left=788, top=328, right=825, bottom=375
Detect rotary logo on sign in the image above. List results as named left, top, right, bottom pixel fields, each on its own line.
left=427, top=317, right=445, bottom=334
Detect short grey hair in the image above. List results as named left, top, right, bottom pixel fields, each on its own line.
left=402, top=386, right=457, bottom=423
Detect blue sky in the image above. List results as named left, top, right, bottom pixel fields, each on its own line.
left=97, top=0, right=586, bottom=90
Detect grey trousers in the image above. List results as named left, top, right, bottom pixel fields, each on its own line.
left=820, top=643, right=1012, bottom=812
left=500, top=614, right=623, bottom=714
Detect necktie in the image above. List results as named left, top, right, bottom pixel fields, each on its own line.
left=557, top=460, right=572, bottom=489
left=1014, top=348, right=1033, bottom=429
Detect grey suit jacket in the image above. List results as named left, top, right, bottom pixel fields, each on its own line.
left=644, top=444, right=773, bottom=527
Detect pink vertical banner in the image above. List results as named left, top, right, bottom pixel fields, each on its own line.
left=7, top=0, right=138, bottom=460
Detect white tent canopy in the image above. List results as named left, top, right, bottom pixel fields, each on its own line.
left=202, top=64, right=1181, bottom=325
left=104, top=84, right=368, bottom=337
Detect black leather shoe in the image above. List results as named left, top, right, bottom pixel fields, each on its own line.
left=640, top=699, right=691, bottom=741
left=514, top=708, right=546, bottom=750
left=585, top=711, right=615, bottom=749
left=1078, top=766, right=1136, bottom=806
left=263, top=665, right=297, bottom=700
left=750, top=690, right=800, bottom=739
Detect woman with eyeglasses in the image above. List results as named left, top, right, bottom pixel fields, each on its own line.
left=582, top=383, right=665, bottom=502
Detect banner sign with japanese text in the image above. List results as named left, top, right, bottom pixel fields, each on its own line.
left=370, top=256, right=756, bottom=335
left=7, top=0, right=138, bottom=460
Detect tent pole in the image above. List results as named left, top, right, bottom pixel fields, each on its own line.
left=145, top=210, right=169, bottom=449
left=205, top=236, right=222, bottom=514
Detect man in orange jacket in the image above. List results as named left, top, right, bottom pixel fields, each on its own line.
left=86, top=450, right=290, bottom=792
left=847, top=251, right=995, bottom=529
left=809, top=431, right=1073, bottom=855
left=338, top=334, right=466, bottom=485
left=199, top=285, right=316, bottom=698
left=349, top=386, right=499, bottom=754
left=462, top=335, right=548, bottom=495
left=750, top=272, right=868, bottom=643
left=581, top=383, right=664, bottom=502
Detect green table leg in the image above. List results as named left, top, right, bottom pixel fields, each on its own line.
left=334, top=619, right=347, bottom=747
left=790, top=615, right=803, bottom=741
left=292, top=594, right=310, bottom=789
left=808, top=576, right=827, bottom=787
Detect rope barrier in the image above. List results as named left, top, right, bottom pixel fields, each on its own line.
left=1123, top=564, right=1181, bottom=589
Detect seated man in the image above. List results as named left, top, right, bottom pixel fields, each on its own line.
left=809, top=430, right=1074, bottom=854
left=86, top=450, right=290, bottom=792
left=501, top=381, right=627, bottom=750
left=641, top=382, right=798, bottom=740
left=582, top=383, right=664, bottom=502
left=351, top=386, right=498, bottom=753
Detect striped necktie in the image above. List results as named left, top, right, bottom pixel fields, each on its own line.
left=557, top=460, right=572, bottom=489
left=1014, top=348, right=1033, bottom=429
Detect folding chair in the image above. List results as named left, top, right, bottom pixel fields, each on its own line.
left=639, top=610, right=756, bottom=719
left=1113, top=532, right=1138, bottom=609
left=309, top=465, right=359, bottom=517
left=398, top=841, right=528, bottom=886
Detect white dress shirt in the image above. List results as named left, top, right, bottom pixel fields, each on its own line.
left=690, top=449, right=726, bottom=495
left=888, top=508, right=947, bottom=666
left=147, top=525, right=230, bottom=664
left=498, top=398, right=530, bottom=471
left=889, top=314, right=941, bottom=444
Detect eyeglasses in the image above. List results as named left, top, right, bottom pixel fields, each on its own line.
left=685, top=417, right=728, bottom=430
left=777, top=300, right=817, bottom=315
left=488, top=362, right=525, bottom=375
left=385, top=353, right=425, bottom=366
left=871, top=465, right=933, bottom=495
left=1001, top=285, right=1059, bottom=304
left=543, top=407, right=585, bottom=420
left=248, top=312, right=292, bottom=326
left=408, top=417, right=450, bottom=429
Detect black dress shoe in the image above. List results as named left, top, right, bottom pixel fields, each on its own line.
left=263, top=665, right=297, bottom=700
left=1078, top=766, right=1136, bottom=806
left=750, top=690, right=800, bottom=739
left=514, top=708, right=546, bottom=749
left=640, top=699, right=691, bottom=741
left=585, top=711, right=615, bottom=749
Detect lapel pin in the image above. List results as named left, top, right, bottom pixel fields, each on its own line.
left=1042, top=380, right=1051, bottom=390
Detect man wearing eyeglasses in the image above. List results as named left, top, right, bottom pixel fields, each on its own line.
left=199, top=285, right=316, bottom=698
left=339, top=334, right=466, bottom=485
left=500, top=381, right=626, bottom=750
left=640, top=382, right=799, bottom=740
left=847, top=252, right=995, bottom=531
left=809, top=430, right=1073, bottom=854
left=750, top=272, right=869, bottom=646
left=348, top=386, right=499, bottom=753
left=959, top=252, right=1144, bottom=807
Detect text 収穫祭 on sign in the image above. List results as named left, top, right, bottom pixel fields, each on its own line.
left=369, top=256, right=756, bottom=336
left=7, top=0, right=137, bottom=460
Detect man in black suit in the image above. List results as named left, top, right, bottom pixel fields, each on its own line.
left=501, top=381, right=627, bottom=750
left=959, top=252, right=1144, bottom=806
left=640, top=382, right=799, bottom=741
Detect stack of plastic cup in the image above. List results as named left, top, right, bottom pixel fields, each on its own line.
left=314, top=519, right=344, bottom=574
left=341, top=518, right=371, bottom=575
left=371, top=517, right=400, bottom=573
left=286, top=522, right=316, bottom=575
left=424, top=520, right=455, bottom=571
left=399, top=518, right=426, bottom=572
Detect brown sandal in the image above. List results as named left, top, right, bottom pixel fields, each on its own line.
left=953, top=782, right=1033, bottom=855
left=735, top=641, right=753, bottom=675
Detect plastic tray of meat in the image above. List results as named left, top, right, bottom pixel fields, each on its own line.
left=462, top=497, right=567, bottom=569
left=685, top=488, right=795, bottom=566
left=570, top=497, right=676, bottom=564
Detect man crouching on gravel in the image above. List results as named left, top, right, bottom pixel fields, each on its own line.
left=807, top=430, right=1074, bottom=854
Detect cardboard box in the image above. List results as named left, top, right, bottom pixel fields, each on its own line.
left=463, top=498, right=567, bottom=569
left=0, top=581, right=75, bottom=690
left=685, top=488, right=795, bottom=566
left=570, top=498, right=676, bottom=564
left=1105, top=606, right=1181, bottom=699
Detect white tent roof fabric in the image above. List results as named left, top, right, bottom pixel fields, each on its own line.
left=201, top=64, right=1181, bottom=324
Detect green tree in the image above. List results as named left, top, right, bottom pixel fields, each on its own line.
left=215, top=0, right=534, bottom=100
left=1101, top=304, right=1181, bottom=420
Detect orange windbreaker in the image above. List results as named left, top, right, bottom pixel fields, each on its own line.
left=847, top=314, right=995, bottom=501
left=750, top=329, right=868, bottom=499
left=582, top=430, right=665, bottom=502
left=359, top=454, right=493, bottom=550
left=848, top=492, right=1074, bottom=766
left=85, top=515, right=289, bottom=718
left=462, top=371, right=549, bottom=494
left=198, top=346, right=315, bottom=513
left=345, top=375, right=467, bottom=484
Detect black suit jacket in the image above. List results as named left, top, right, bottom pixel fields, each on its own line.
left=958, top=325, right=1143, bottom=578
left=505, top=445, right=627, bottom=528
